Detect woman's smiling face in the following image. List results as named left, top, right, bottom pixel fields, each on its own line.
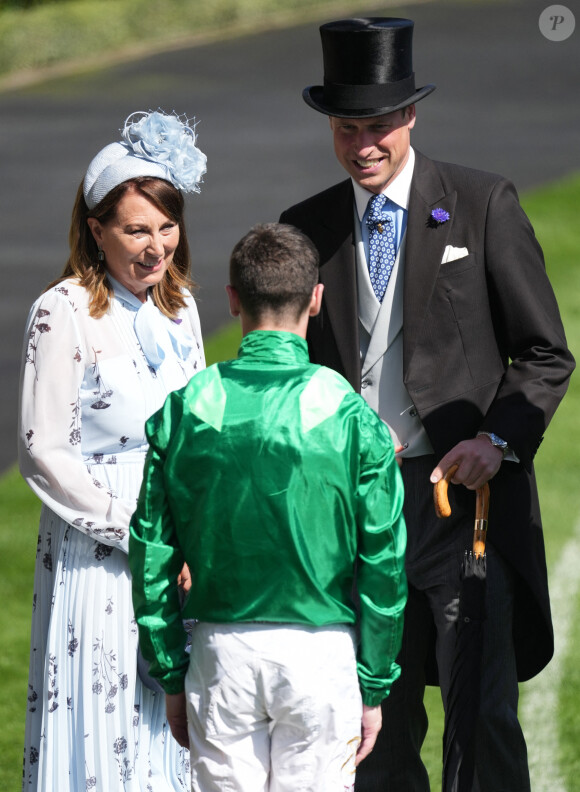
left=87, top=186, right=180, bottom=301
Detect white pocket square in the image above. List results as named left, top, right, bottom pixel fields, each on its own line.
left=442, top=245, right=469, bottom=263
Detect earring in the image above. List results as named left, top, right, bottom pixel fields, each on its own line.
left=97, top=248, right=105, bottom=263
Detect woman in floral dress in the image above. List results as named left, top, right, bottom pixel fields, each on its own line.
left=18, top=111, right=207, bottom=791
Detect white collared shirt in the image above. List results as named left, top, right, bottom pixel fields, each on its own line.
left=352, top=147, right=415, bottom=252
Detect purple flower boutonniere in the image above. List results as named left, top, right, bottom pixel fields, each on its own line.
left=429, top=207, right=450, bottom=227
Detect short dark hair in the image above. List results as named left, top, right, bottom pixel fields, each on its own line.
left=229, top=223, right=319, bottom=321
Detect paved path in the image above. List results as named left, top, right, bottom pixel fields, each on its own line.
left=1, top=0, right=578, bottom=474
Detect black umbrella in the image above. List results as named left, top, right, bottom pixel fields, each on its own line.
left=434, top=465, right=490, bottom=792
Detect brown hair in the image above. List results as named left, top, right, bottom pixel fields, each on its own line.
left=47, top=177, right=194, bottom=319
left=229, top=222, right=319, bottom=322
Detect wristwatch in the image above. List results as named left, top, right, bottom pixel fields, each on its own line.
left=477, top=431, right=509, bottom=458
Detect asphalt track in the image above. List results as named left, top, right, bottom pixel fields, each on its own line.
left=0, top=0, right=578, bottom=475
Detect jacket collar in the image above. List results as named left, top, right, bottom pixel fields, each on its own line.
left=238, top=330, right=310, bottom=364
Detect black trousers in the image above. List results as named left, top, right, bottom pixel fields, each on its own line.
left=355, top=456, right=530, bottom=792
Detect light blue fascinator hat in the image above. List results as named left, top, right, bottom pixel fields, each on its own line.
left=83, top=110, right=207, bottom=209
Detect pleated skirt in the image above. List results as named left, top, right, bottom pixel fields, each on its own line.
left=22, top=461, right=190, bottom=791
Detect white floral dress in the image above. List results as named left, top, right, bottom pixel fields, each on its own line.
left=19, top=277, right=205, bottom=791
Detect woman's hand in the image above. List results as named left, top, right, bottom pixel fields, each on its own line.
left=178, top=563, right=192, bottom=595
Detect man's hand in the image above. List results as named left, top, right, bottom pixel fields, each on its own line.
left=394, top=444, right=405, bottom=468
left=166, top=691, right=189, bottom=748
left=430, top=435, right=503, bottom=491
left=356, top=704, right=382, bottom=765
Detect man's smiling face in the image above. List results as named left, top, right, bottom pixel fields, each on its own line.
left=330, top=105, right=416, bottom=194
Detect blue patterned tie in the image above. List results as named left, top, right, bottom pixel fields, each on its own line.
left=366, top=194, right=396, bottom=302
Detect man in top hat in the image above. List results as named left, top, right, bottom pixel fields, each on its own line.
left=280, top=16, right=574, bottom=792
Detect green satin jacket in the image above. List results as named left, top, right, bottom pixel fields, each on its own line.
left=129, top=331, right=407, bottom=704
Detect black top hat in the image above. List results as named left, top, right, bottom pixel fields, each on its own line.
left=303, top=18, right=435, bottom=118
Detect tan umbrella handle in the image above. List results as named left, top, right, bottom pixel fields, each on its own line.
left=433, top=464, right=459, bottom=518
left=434, top=465, right=490, bottom=558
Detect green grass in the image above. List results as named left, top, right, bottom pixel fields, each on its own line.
left=1, top=173, right=578, bottom=790
left=560, top=586, right=580, bottom=788
left=522, top=175, right=580, bottom=783
left=0, top=467, right=40, bottom=789
left=0, top=0, right=507, bottom=86
left=518, top=177, right=580, bottom=599
left=203, top=320, right=243, bottom=366
left=0, top=0, right=383, bottom=83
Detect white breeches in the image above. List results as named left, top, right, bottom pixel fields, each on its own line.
left=185, top=622, right=363, bottom=792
